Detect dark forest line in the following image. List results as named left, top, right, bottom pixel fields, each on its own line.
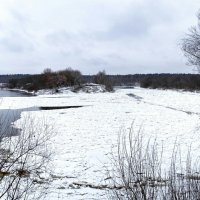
left=0, top=73, right=200, bottom=91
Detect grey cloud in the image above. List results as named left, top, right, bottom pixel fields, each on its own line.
left=44, top=30, right=96, bottom=59
left=0, top=8, right=34, bottom=54
left=83, top=57, right=108, bottom=68
left=0, top=0, right=198, bottom=74
left=11, top=10, right=30, bottom=25
left=108, top=14, right=150, bottom=39
left=95, top=1, right=175, bottom=40
left=45, top=31, right=73, bottom=46
left=0, top=32, right=34, bottom=53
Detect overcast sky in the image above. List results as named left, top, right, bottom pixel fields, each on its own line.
left=0, top=0, right=199, bottom=74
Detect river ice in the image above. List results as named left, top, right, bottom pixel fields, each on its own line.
left=0, top=87, right=200, bottom=199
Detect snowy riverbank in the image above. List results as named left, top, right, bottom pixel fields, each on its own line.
left=0, top=87, right=200, bottom=199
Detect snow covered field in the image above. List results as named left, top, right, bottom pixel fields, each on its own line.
left=0, top=87, right=200, bottom=199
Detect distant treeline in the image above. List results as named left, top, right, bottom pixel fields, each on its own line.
left=6, top=68, right=114, bottom=92
left=1, top=72, right=200, bottom=91
left=139, top=74, right=200, bottom=90
left=84, top=74, right=200, bottom=90
left=8, top=68, right=82, bottom=91
left=0, top=74, right=30, bottom=83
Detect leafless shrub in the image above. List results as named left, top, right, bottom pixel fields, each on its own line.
left=0, top=111, right=53, bottom=200
left=109, top=126, right=200, bottom=200
left=94, top=70, right=114, bottom=92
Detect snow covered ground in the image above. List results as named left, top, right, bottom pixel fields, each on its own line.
left=0, top=87, right=200, bottom=199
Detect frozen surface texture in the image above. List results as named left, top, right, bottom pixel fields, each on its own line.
left=0, top=87, right=200, bottom=199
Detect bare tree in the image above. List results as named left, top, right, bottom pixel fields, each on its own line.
left=94, top=70, right=114, bottom=92
left=109, top=126, right=200, bottom=200
left=181, top=11, right=200, bottom=72
left=0, top=112, right=53, bottom=200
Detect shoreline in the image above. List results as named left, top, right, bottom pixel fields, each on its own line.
left=1, top=88, right=36, bottom=96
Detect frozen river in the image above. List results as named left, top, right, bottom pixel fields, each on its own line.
left=0, top=89, right=37, bottom=136
left=0, top=87, right=200, bottom=199
left=0, top=89, right=30, bottom=97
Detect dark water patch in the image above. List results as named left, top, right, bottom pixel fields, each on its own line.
left=0, top=89, right=33, bottom=97
left=0, top=107, right=39, bottom=137
left=40, top=96, right=72, bottom=99
left=0, top=105, right=85, bottom=138
left=115, top=86, right=135, bottom=89
left=39, top=106, right=84, bottom=110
